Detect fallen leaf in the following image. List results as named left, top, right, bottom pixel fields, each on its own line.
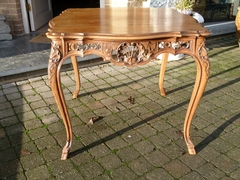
left=127, top=96, right=135, bottom=104
left=86, top=117, right=100, bottom=126
left=20, top=149, right=31, bottom=155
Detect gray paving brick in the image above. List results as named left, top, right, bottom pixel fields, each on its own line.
left=117, top=145, right=141, bottom=162
left=111, top=166, right=138, bottom=180
left=128, top=156, right=154, bottom=176
left=0, top=159, right=23, bottom=179
left=196, top=163, right=225, bottom=179
left=5, top=123, right=25, bottom=136
left=163, top=159, right=191, bottom=179
left=25, top=165, right=51, bottom=179
left=23, top=118, right=43, bottom=130
left=133, top=139, right=156, bottom=155
left=79, top=160, right=104, bottom=179
left=28, top=127, right=49, bottom=140
left=18, top=111, right=36, bottom=122
left=34, top=106, right=52, bottom=117
left=144, top=168, right=174, bottom=180
left=211, top=154, right=240, bottom=174
left=180, top=171, right=205, bottom=180
left=41, top=113, right=60, bottom=125
left=99, top=153, right=122, bottom=170
left=106, top=136, right=128, bottom=150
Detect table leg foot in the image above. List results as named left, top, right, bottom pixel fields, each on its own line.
left=186, top=140, right=196, bottom=155
left=73, top=91, right=79, bottom=99
left=160, top=89, right=166, bottom=96
left=61, top=141, right=71, bottom=160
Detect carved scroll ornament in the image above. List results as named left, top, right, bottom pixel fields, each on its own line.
left=198, top=40, right=210, bottom=77
left=48, top=42, right=61, bottom=86
left=159, top=40, right=191, bottom=49
left=67, top=42, right=102, bottom=56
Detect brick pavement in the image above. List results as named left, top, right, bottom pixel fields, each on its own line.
left=1, top=33, right=240, bottom=179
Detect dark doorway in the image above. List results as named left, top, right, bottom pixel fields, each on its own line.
left=52, top=0, right=100, bottom=17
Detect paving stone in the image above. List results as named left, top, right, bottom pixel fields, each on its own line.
left=128, top=156, right=154, bottom=176
left=111, top=165, right=138, bottom=180
left=47, top=121, right=65, bottom=134
left=88, top=143, right=111, bottom=159
left=28, top=127, right=49, bottom=140
left=0, top=148, right=17, bottom=163
left=34, top=135, right=57, bottom=150
left=180, top=154, right=206, bottom=170
left=5, top=123, right=25, bottom=136
left=14, top=141, right=38, bottom=157
left=144, top=168, right=174, bottom=180
left=42, top=145, right=63, bottom=162
left=148, top=133, right=172, bottom=148
left=0, top=108, right=15, bottom=119
left=196, top=162, right=225, bottom=179
left=5, top=92, right=22, bottom=101
left=48, top=159, right=79, bottom=178
left=20, top=153, right=45, bottom=170
left=180, top=171, right=205, bottom=180
left=122, top=129, right=143, bottom=145
left=79, top=160, right=104, bottom=179
left=230, top=168, right=240, bottom=179
left=105, top=136, right=128, bottom=150
left=0, top=95, right=7, bottom=103
left=117, top=145, right=141, bottom=162
left=34, top=106, right=53, bottom=117
left=145, top=149, right=170, bottom=167
left=211, top=154, right=239, bottom=174
left=14, top=103, right=32, bottom=114
left=29, top=99, right=47, bottom=109
left=41, top=114, right=60, bottom=126
left=23, top=118, right=43, bottom=130
left=0, top=159, right=23, bottom=179
left=133, top=139, right=156, bottom=155
left=2, top=86, right=19, bottom=95
left=24, top=94, right=42, bottom=103
left=98, top=153, right=122, bottom=170
left=18, top=111, right=36, bottom=122
left=0, top=116, right=19, bottom=127
left=25, top=165, right=51, bottom=179
left=163, top=159, right=191, bottom=179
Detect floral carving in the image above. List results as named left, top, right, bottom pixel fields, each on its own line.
left=116, top=42, right=152, bottom=67
left=159, top=40, right=191, bottom=49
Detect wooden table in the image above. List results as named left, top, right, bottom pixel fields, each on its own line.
left=46, top=7, right=211, bottom=160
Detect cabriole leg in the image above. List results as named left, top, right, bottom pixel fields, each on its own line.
left=159, top=53, right=169, bottom=96
left=71, top=56, right=81, bottom=99
left=183, top=38, right=210, bottom=154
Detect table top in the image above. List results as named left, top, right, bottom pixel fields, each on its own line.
left=47, top=8, right=211, bottom=40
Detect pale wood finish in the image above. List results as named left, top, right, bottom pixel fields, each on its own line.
left=46, top=7, right=211, bottom=160
left=236, top=7, right=240, bottom=47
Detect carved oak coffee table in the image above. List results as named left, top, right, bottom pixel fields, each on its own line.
left=46, top=7, right=211, bottom=160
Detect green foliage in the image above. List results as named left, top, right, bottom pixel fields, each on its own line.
left=175, top=0, right=194, bottom=11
